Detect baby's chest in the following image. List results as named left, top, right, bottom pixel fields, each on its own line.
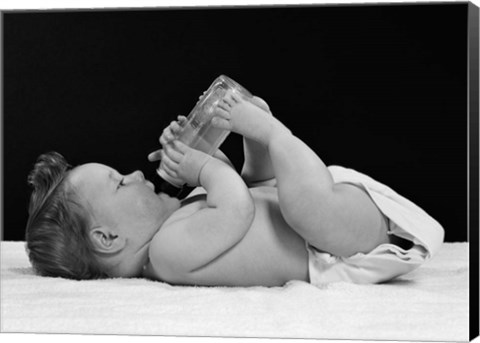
left=163, top=193, right=208, bottom=225
left=250, top=187, right=289, bottom=226
left=232, top=189, right=307, bottom=269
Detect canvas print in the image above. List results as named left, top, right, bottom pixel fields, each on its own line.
left=1, top=2, right=478, bottom=342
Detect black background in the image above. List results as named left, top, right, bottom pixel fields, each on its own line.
left=3, top=3, right=468, bottom=242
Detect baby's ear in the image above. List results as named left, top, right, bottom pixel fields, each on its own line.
left=89, top=227, right=126, bottom=254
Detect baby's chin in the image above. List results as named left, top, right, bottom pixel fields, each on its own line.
left=158, top=192, right=181, bottom=209
left=157, top=191, right=172, bottom=200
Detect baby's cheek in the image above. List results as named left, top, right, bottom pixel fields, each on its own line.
left=135, top=194, right=162, bottom=220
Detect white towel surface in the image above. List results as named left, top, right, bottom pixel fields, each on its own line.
left=0, top=241, right=469, bottom=341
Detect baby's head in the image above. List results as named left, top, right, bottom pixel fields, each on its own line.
left=25, top=152, right=180, bottom=280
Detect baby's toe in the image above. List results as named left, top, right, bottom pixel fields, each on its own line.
left=230, top=91, right=243, bottom=103
left=219, top=98, right=232, bottom=109
left=222, top=93, right=236, bottom=107
left=211, top=117, right=232, bottom=130
left=215, top=105, right=231, bottom=118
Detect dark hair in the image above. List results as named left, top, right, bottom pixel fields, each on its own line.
left=25, top=152, right=107, bottom=280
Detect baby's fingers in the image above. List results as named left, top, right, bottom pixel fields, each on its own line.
left=159, top=135, right=168, bottom=147
left=172, top=140, right=191, bottom=154
left=160, top=128, right=176, bottom=147
left=161, top=157, right=179, bottom=179
left=198, top=90, right=207, bottom=100
left=164, top=143, right=184, bottom=163
left=148, top=150, right=162, bottom=162
left=169, top=121, right=182, bottom=134
left=177, top=115, right=188, bottom=126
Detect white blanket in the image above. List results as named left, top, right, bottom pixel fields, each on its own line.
left=0, top=241, right=469, bottom=341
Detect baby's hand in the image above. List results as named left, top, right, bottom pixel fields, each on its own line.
left=148, top=115, right=188, bottom=162
left=161, top=140, right=212, bottom=187
left=160, top=115, right=188, bottom=148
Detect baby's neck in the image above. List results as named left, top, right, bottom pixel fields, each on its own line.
left=106, top=243, right=151, bottom=278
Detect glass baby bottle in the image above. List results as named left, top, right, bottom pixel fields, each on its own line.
left=156, top=74, right=254, bottom=189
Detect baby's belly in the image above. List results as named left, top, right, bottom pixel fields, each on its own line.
left=183, top=187, right=309, bottom=287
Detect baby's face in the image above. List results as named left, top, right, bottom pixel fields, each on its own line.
left=68, top=163, right=180, bottom=248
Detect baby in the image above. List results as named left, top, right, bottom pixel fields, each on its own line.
left=25, top=91, right=445, bottom=286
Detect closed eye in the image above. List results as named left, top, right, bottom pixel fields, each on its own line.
left=117, top=178, right=125, bottom=189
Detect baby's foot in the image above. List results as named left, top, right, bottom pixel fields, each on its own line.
left=213, top=91, right=287, bottom=145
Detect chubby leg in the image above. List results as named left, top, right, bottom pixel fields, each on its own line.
left=266, top=133, right=390, bottom=257
left=215, top=92, right=390, bottom=257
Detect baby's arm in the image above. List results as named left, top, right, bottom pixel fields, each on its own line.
left=149, top=141, right=255, bottom=280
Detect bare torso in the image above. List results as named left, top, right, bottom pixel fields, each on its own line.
left=147, top=186, right=309, bottom=287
